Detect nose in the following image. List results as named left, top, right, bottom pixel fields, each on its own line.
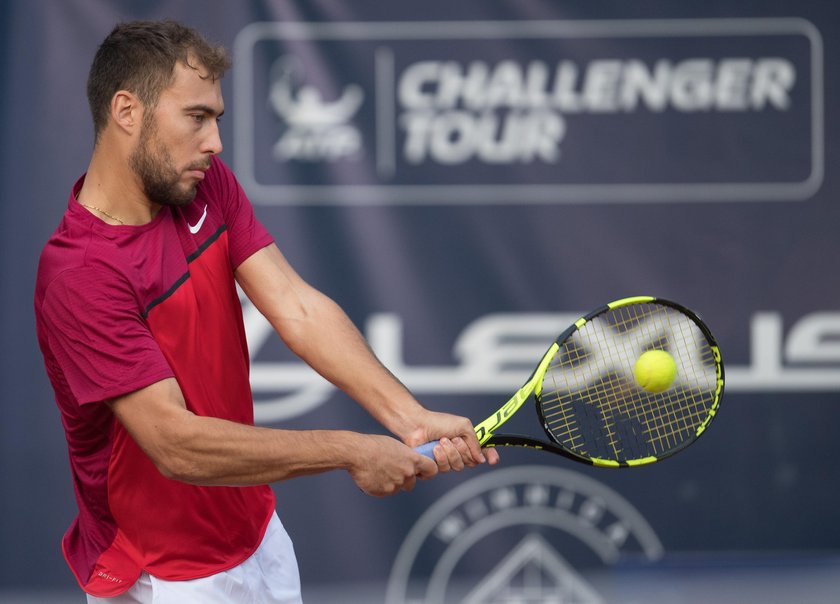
left=202, top=120, right=223, bottom=155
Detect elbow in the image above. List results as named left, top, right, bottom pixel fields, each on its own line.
left=147, top=446, right=205, bottom=484
left=154, top=455, right=203, bottom=484
left=143, top=422, right=208, bottom=484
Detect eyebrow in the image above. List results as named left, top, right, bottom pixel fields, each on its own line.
left=184, top=104, right=225, bottom=118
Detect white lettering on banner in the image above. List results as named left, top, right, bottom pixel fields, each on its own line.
left=401, top=109, right=565, bottom=164
left=398, top=58, right=794, bottom=113
left=396, top=57, right=794, bottom=165
left=245, top=308, right=840, bottom=424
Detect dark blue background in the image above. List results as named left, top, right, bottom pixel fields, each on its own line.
left=2, top=1, right=839, bottom=601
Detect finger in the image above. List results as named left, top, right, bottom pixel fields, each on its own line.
left=450, top=437, right=474, bottom=469
left=416, top=452, right=438, bottom=479
left=441, top=437, right=466, bottom=471
left=433, top=438, right=453, bottom=473
left=483, top=447, right=501, bottom=465
left=402, top=474, right=417, bottom=492
left=461, top=429, right=487, bottom=464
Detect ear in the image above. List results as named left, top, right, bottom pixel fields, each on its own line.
left=110, top=90, right=143, bottom=134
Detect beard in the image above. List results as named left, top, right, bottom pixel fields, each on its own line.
left=129, top=117, right=202, bottom=207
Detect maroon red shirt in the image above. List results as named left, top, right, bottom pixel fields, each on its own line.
left=34, top=158, right=276, bottom=597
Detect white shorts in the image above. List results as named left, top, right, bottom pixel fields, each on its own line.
left=87, top=511, right=302, bottom=604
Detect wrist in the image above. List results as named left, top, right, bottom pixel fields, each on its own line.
left=386, top=401, right=430, bottom=443
left=327, top=431, right=370, bottom=471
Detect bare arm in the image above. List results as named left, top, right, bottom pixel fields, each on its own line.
left=235, top=244, right=422, bottom=438
left=235, top=244, right=498, bottom=468
left=108, top=377, right=437, bottom=496
left=108, top=242, right=496, bottom=496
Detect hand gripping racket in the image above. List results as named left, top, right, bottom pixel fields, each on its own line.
left=416, top=296, right=724, bottom=467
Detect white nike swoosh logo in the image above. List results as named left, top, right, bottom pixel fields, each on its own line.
left=187, top=205, right=208, bottom=235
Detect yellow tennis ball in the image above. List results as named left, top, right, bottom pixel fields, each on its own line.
left=634, top=350, right=677, bottom=393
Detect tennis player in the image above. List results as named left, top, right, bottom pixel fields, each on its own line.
left=34, top=20, right=499, bottom=603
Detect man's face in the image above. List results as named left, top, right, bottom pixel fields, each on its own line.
left=129, top=60, right=224, bottom=207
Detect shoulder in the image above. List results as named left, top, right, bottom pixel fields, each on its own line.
left=36, top=216, right=138, bottom=312
left=35, top=264, right=139, bottom=341
left=37, top=220, right=109, bottom=295
left=39, top=263, right=133, bottom=306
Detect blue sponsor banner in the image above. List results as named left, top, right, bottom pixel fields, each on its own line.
left=3, top=0, right=840, bottom=601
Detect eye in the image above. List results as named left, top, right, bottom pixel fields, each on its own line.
left=190, top=114, right=205, bottom=124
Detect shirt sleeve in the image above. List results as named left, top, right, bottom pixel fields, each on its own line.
left=40, top=267, right=175, bottom=405
left=208, top=157, right=275, bottom=269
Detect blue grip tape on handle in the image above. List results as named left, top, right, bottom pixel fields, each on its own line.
left=415, top=441, right=439, bottom=459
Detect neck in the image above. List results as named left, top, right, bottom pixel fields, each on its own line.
left=78, top=140, right=160, bottom=226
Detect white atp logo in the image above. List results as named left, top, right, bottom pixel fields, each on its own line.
left=269, top=55, right=364, bottom=161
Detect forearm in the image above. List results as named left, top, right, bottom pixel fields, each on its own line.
left=236, top=245, right=426, bottom=439
left=109, top=378, right=438, bottom=495
left=109, top=377, right=364, bottom=486
left=273, top=293, right=424, bottom=438
left=270, top=302, right=490, bottom=461
left=159, top=411, right=364, bottom=486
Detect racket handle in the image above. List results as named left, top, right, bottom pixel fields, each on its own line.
left=415, top=441, right=439, bottom=459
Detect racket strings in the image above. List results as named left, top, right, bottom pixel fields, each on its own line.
left=538, top=302, right=719, bottom=463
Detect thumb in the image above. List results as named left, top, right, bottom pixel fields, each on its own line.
left=415, top=453, right=438, bottom=479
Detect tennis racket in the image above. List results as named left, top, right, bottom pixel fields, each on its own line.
left=416, top=296, right=724, bottom=467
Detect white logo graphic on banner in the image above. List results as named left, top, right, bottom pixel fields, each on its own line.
left=243, top=301, right=840, bottom=423
left=461, top=534, right=603, bottom=603
left=384, top=465, right=662, bottom=603
left=268, top=55, right=363, bottom=161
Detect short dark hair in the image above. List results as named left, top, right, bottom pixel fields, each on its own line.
left=86, top=20, right=231, bottom=140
